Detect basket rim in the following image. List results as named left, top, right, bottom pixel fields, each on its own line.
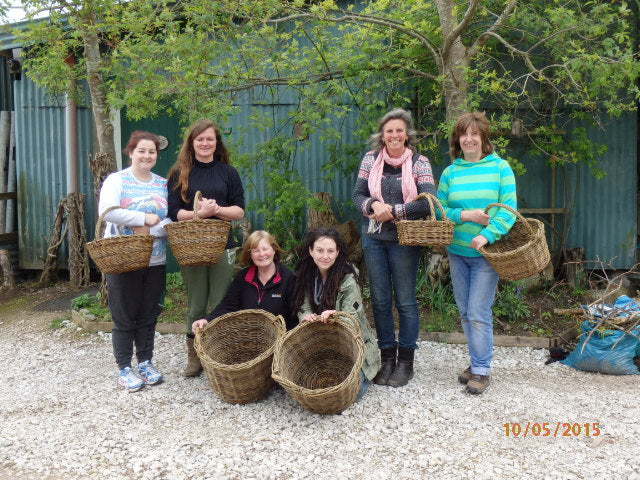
left=271, top=313, right=365, bottom=395
left=479, top=217, right=545, bottom=257
left=195, top=309, right=286, bottom=371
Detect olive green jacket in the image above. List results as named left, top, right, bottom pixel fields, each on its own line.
left=299, top=273, right=381, bottom=381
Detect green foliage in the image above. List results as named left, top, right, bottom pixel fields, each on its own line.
left=16, top=0, right=640, bottom=243
left=158, top=272, right=187, bottom=324
left=50, top=316, right=69, bottom=329
left=70, top=293, right=95, bottom=310
left=416, top=258, right=459, bottom=333
left=70, top=293, right=110, bottom=319
left=493, top=282, right=531, bottom=324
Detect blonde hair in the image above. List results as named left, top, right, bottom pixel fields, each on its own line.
left=240, top=230, right=283, bottom=266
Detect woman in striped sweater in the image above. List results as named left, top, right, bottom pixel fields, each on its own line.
left=437, top=112, right=517, bottom=395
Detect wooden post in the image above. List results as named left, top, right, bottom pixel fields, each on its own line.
left=64, top=193, right=90, bottom=288
left=0, top=249, right=14, bottom=292
left=6, top=112, right=15, bottom=233
left=564, top=247, right=585, bottom=288
left=0, top=111, right=10, bottom=234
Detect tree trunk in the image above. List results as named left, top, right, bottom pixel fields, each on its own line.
left=82, top=21, right=117, bottom=171
left=434, top=0, right=471, bottom=122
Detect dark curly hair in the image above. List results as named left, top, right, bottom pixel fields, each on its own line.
left=292, top=227, right=356, bottom=316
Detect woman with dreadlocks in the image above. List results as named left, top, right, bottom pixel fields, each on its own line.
left=292, top=227, right=380, bottom=399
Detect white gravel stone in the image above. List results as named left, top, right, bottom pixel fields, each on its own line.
left=0, top=310, right=638, bottom=479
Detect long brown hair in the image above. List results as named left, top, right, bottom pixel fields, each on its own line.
left=167, top=119, right=231, bottom=202
left=449, top=112, right=495, bottom=160
left=292, top=227, right=356, bottom=315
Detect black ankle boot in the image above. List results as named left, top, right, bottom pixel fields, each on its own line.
left=387, top=347, right=414, bottom=387
left=373, top=346, right=397, bottom=386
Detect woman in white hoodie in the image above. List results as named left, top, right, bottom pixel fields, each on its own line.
left=98, top=131, right=171, bottom=392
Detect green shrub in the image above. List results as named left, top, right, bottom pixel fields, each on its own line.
left=416, top=258, right=459, bottom=333
left=70, top=293, right=110, bottom=320
left=493, top=282, right=531, bottom=323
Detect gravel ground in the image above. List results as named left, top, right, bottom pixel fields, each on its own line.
left=1, top=309, right=639, bottom=480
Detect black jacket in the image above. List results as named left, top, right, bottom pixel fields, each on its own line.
left=206, top=263, right=297, bottom=329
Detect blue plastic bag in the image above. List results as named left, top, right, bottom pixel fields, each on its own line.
left=562, top=305, right=640, bottom=375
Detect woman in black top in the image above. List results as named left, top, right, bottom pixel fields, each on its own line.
left=191, top=230, right=297, bottom=332
left=167, top=119, right=245, bottom=377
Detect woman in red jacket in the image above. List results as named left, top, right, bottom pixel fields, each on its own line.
left=192, top=230, right=296, bottom=331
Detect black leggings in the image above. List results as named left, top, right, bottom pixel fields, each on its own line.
left=107, top=265, right=166, bottom=370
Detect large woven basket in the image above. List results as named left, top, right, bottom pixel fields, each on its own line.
left=165, top=191, right=231, bottom=266
left=86, top=206, right=155, bottom=274
left=272, top=312, right=364, bottom=415
left=479, top=203, right=550, bottom=281
left=397, top=193, right=454, bottom=246
left=194, top=309, right=286, bottom=404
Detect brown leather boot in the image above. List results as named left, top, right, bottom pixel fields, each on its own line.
left=183, top=336, right=203, bottom=377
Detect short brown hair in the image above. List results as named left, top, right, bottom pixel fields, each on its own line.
left=240, top=230, right=283, bottom=266
left=123, top=131, right=160, bottom=156
left=449, top=112, right=495, bottom=160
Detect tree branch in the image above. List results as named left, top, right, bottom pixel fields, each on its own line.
left=267, top=8, right=441, bottom=65
left=468, top=0, right=518, bottom=57
left=442, top=0, right=481, bottom=60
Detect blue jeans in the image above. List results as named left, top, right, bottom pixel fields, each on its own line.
left=362, top=235, right=422, bottom=350
left=448, top=252, right=499, bottom=376
left=356, top=371, right=370, bottom=401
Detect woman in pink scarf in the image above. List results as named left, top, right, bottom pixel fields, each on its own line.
left=352, top=108, right=436, bottom=387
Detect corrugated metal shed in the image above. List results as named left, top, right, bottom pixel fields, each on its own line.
left=15, top=75, right=95, bottom=269
left=122, top=104, right=638, bottom=270
left=13, top=69, right=638, bottom=271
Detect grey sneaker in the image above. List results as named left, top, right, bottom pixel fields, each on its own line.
left=458, top=367, right=472, bottom=384
left=466, top=374, right=490, bottom=394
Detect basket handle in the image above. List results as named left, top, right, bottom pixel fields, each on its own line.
left=192, top=190, right=203, bottom=220
left=414, top=192, right=449, bottom=222
left=483, top=203, right=530, bottom=235
left=94, top=205, right=124, bottom=240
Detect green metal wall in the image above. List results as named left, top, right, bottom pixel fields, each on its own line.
left=14, top=77, right=639, bottom=271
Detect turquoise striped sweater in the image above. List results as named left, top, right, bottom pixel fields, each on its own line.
left=437, top=153, right=517, bottom=257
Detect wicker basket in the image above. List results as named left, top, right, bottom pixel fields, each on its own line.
left=271, top=312, right=364, bottom=415
left=194, top=309, right=286, bottom=404
left=86, top=206, right=155, bottom=274
left=478, top=203, right=550, bottom=281
left=165, top=191, right=231, bottom=266
left=397, top=193, right=454, bottom=246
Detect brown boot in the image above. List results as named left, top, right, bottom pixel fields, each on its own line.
left=466, top=374, right=490, bottom=394
left=183, top=336, right=203, bottom=377
left=458, top=366, right=472, bottom=384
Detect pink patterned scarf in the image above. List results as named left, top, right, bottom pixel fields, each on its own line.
left=367, top=147, right=417, bottom=203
